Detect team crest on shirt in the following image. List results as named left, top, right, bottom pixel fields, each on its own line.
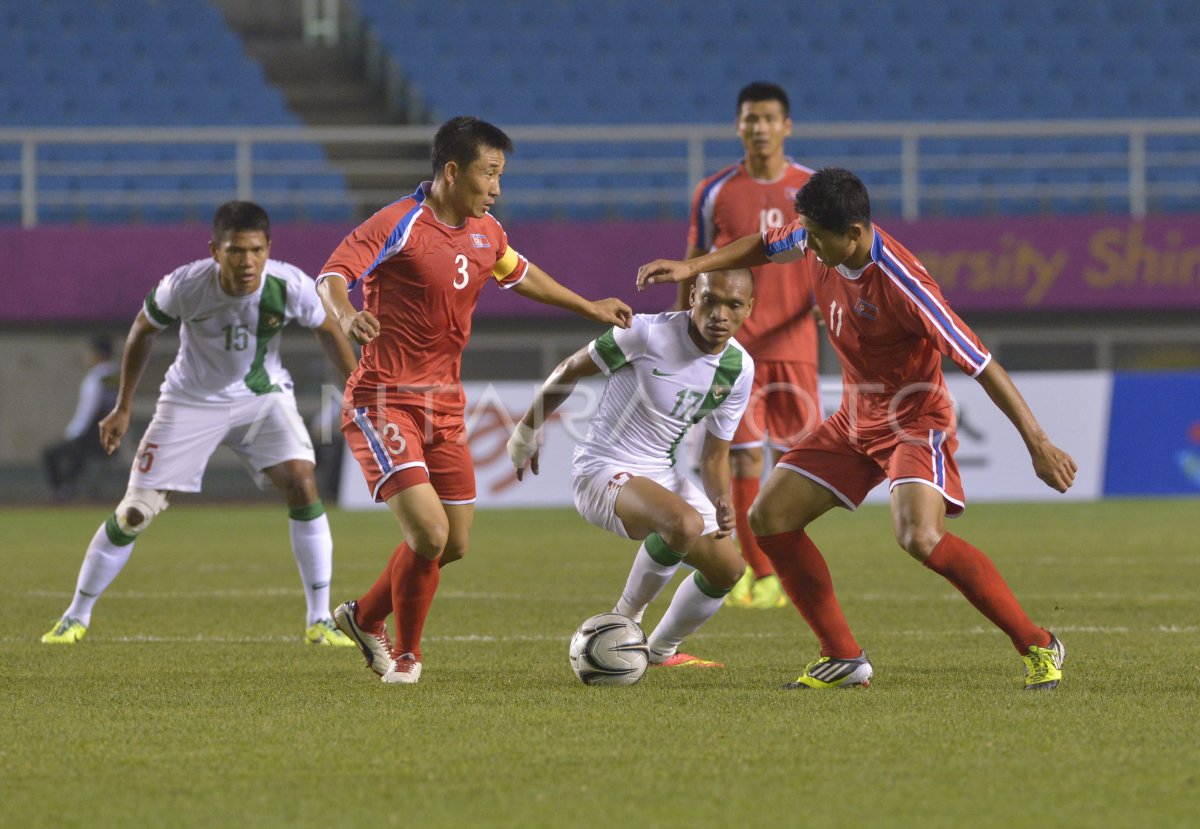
left=853, top=299, right=877, bottom=320
left=469, top=233, right=491, bottom=248
left=262, top=313, right=283, bottom=329
left=712, top=385, right=729, bottom=400
left=784, top=187, right=799, bottom=200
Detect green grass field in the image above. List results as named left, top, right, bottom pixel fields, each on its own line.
left=2, top=500, right=1197, bottom=828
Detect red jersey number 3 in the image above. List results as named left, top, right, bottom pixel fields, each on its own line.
left=453, top=254, right=470, bottom=289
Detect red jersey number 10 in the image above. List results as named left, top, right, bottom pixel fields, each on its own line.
left=759, top=208, right=786, bottom=233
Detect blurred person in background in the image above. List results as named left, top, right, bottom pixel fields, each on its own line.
left=675, top=82, right=822, bottom=610
left=42, top=337, right=119, bottom=501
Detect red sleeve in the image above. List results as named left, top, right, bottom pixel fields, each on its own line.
left=686, top=181, right=704, bottom=251
left=876, top=250, right=991, bottom=377
left=761, top=217, right=808, bottom=264
left=318, top=203, right=406, bottom=290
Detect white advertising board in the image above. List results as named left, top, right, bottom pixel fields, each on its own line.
left=338, top=373, right=1111, bottom=511
left=859, top=371, right=1111, bottom=506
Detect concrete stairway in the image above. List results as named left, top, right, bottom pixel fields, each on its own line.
left=209, top=0, right=427, bottom=217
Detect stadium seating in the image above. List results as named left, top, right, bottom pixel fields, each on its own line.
left=0, top=0, right=349, bottom=224
left=3, top=0, right=1197, bottom=222
left=354, top=0, right=1200, bottom=218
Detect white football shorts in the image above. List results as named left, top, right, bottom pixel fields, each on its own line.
left=128, top=394, right=315, bottom=492
left=571, top=459, right=718, bottom=540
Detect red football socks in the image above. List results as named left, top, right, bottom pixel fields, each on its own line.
left=389, top=542, right=441, bottom=661
left=732, top=477, right=775, bottom=579
left=923, top=533, right=1051, bottom=653
left=755, top=528, right=861, bottom=657
left=356, top=543, right=405, bottom=631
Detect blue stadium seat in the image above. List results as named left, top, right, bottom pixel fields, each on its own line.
left=1, top=0, right=348, bottom=224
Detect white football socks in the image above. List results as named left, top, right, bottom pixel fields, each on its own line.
left=289, top=513, right=334, bottom=626
left=647, top=572, right=724, bottom=661
left=614, top=540, right=682, bottom=624
left=64, top=523, right=135, bottom=626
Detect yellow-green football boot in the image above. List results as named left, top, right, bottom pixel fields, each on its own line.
left=1022, top=633, right=1065, bottom=691
left=723, top=568, right=754, bottom=607
left=783, top=651, right=873, bottom=690
left=42, top=617, right=87, bottom=644
left=748, top=573, right=788, bottom=609
left=305, top=618, right=356, bottom=647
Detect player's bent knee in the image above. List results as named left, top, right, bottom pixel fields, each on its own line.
left=747, top=499, right=785, bottom=537
left=115, top=487, right=170, bottom=537
left=439, top=538, right=469, bottom=565
left=896, top=525, right=942, bottom=561
left=660, top=507, right=704, bottom=551
left=709, top=554, right=745, bottom=590
left=407, top=523, right=449, bottom=560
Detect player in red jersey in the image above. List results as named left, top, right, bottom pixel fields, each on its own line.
left=318, top=116, right=632, bottom=685
left=638, top=168, right=1077, bottom=691
left=676, top=82, right=820, bottom=610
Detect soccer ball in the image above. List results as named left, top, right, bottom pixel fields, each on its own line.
left=568, top=612, right=650, bottom=686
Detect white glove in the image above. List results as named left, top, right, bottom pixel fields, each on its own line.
left=506, top=422, right=539, bottom=475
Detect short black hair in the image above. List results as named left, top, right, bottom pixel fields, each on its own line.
left=793, top=168, right=871, bottom=234
left=432, top=116, right=514, bottom=176
left=212, top=200, right=270, bottom=243
left=699, top=268, right=755, bottom=297
left=737, top=81, right=790, bottom=117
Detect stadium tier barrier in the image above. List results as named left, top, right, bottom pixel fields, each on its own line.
left=3, top=214, right=1200, bottom=322
left=4, top=120, right=1200, bottom=225
left=336, top=372, right=1200, bottom=510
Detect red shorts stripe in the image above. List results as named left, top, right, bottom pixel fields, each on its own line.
left=777, top=408, right=965, bottom=516
left=343, top=403, right=476, bottom=504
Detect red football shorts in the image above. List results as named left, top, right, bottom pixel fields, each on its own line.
left=776, top=407, right=966, bottom=516
left=731, top=360, right=821, bottom=451
left=342, top=403, right=476, bottom=504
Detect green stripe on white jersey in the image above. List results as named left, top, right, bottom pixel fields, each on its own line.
left=143, top=287, right=177, bottom=327
left=574, top=312, right=754, bottom=474
left=591, top=328, right=629, bottom=372
left=244, top=274, right=287, bottom=394
left=145, top=258, right=326, bottom=405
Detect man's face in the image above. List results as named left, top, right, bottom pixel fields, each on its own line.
left=211, top=230, right=270, bottom=296
left=450, top=146, right=505, bottom=219
left=689, top=271, right=754, bottom=349
left=737, top=100, right=792, bottom=163
left=799, top=214, right=858, bottom=268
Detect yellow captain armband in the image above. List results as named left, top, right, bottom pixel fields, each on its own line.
left=492, top=245, right=523, bottom=280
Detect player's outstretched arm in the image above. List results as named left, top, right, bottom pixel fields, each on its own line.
left=312, top=313, right=358, bottom=383
left=99, top=311, right=160, bottom=455
left=671, top=245, right=705, bottom=311
left=637, top=233, right=770, bottom=291
left=512, top=263, right=632, bottom=329
left=975, top=360, right=1078, bottom=492
left=316, top=274, right=380, bottom=345
left=698, top=432, right=736, bottom=539
left=507, top=346, right=601, bottom=481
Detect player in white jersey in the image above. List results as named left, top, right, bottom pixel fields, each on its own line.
left=508, top=270, right=755, bottom=668
left=42, top=201, right=360, bottom=648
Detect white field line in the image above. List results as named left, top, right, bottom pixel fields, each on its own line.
left=2, top=625, right=1195, bottom=645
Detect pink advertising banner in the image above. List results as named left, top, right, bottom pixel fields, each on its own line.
left=2, top=214, right=1199, bottom=322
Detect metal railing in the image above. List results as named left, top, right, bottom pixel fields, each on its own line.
left=2, top=119, right=1199, bottom=227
